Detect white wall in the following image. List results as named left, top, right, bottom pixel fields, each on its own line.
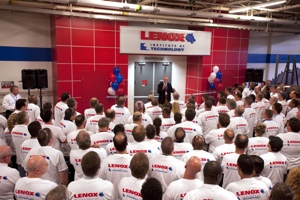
left=128, top=55, right=187, bottom=113
left=0, top=11, right=52, bottom=111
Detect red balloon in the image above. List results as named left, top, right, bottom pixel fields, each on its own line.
left=116, top=88, right=124, bottom=95
left=108, top=73, right=116, bottom=82
left=216, top=83, right=223, bottom=91
left=118, top=81, right=125, bottom=89
left=214, top=78, right=220, bottom=84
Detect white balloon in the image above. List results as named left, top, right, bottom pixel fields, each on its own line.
left=213, top=66, right=219, bottom=73
left=107, top=87, right=116, bottom=95
left=208, top=77, right=214, bottom=83
left=210, top=72, right=217, bottom=79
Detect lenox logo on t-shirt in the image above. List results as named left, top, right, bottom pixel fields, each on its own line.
left=130, top=149, right=149, bottom=154
left=90, top=120, right=98, bottom=123
left=226, top=163, right=237, bottom=167
left=70, top=138, right=76, bottom=144
left=21, top=147, right=31, bottom=151
left=60, top=122, right=66, bottom=128
left=15, top=190, right=37, bottom=196
left=270, top=161, right=286, bottom=166
left=86, top=114, right=95, bottom=117
left=0, top=176, right=8, bottom=180
left=221, top=152, right=233, bottom=157
left=218, top=134, right=224, bottom=139
left=249, top=113, right=256, bottom=118
left=74, top=192, right=105, bottom=198
left=26, top=108, right=32, bottom=111
left=115, top=112, right=124, bottom=116
left=205, top=115, right=218, bottom=121
left=183, top=128, right=196, bottom=132
left=251, top=144, right=267, bottom=148
left=55, top=106, right=62, bottom=111
left=173, top=150, right=189, bottom=155
left=236, top=189, right=264, bottom=196
left=108, top=164, right=129, bottom=168
left=266, top=127, right=278, bottom=132
left=94, top=140, right=111, bottom=144
left=122, top=188, right=142, bottom=197
left=236, top=124, right=246, bottom=129
left=179, top=193, right=186, bottom=199
left=12, top=132, right=26, bottom=137
left=218, top=110, right=228, bottom=113
left=287, top=140, right=300, bottom=144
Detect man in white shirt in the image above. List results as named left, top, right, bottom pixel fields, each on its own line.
left=85, top=103, right=105, bottom=134
left=247, top=123, right=269, bottom=156
left=12, top=99, right=29, bottom=115
left=127, top=125, right=159, bottom=159
left=100, top=132, right=132, bottom=198
left=105, top=109, right=116, bottom=133
left=285, top=99, right=299, bottom=123
left=145, top=124, right=161, bottom=149
left=241, top=82, right=250, bottom=98
left=173, top=128, right=193, bottom=160
left=54, top=92, right=70, bottom=126
left=272, top=103, right=285, bottom=134
left=225, top=154, right=269, bottom=199
left=11, top=111, right=30, bottom=176
left=161, top=107, right=175, bottom=132
left=141, top=178, right=163, bottom=200
left=261, top=136, right=287, bottom=185
left=23, top=128, right=68, bottom=186
left=0, top=146, right=20, bottom=200
left=227, top=105, right=250, bottom=136
left=148, top=137, right=185, bottom=192
left=164, top=156, right=203, bottom=199
left=26, top=95, right=40, bottom=122
left=168, top=108, right=203, bottom=143
left=225, top=86, right=235, bottom=99
left=213, top=129, right=235, bottom=163
left=213, top=97, right=230, bottom=114
left=124, top=112, right=142, bottom=143
left=184, top=161, right=236, bottom=200
left=119, top=152, right=148, bottom=200
left=111, top=96, right=131, bottom=125
left=235, top=92, right=244, bottom=106
left=20, top=121, right=41, bottom=161
left=144, top=94, right=154, bottom=110
left=66, top=98, right=81, bottom=116
left=278, top=92, right=288, bottom=115
left=68, top=151, right=114, bottom=200
left=262, top=109, right=280, bottom=137
left=243, top=96, right=257, bottom=138
left=226, top=99, right=237, bottom=118
left=70, top=130, right=107, bottom=181
left=277, top=117, right=300, bottom=170
left=205, top=113, right=230, bottom=153
left=2, top=85, right=21, bottom=119
left=145, top=98, right=162, bottom=121
left=222, top=134, right=248, bottom=188
left=127, top=101, right=153, bottom=128
left=251, top=155, right=272, bottom=191
left=253, top=93, right=266, bottom=124
left=91, top=117, right=114, bottom=149
left=170, top=92, right=186, bottom=111
left=84, top=97, right=98, bottom=119
left=198, top=100, right=219, bottom=137
left=15, top=155, right=57, bottom=200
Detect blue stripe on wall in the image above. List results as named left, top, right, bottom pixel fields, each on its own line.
left=0, top=46, right=51, bottom=61
left=248, top=54, right=300, bottom=64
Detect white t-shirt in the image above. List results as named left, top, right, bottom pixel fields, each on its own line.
left=145, top=106, right=162, bottom=121
left=153, top=131, right=168, bottom=142
left=272, top=114, right=285, bottom=134
left=260, top=151, right=288, bottom=185
left=67, top=129, right=94, bottom=150
left=84, top=108, right=96, bottom=119
left=14, top=177, right=57, bottom=200
left=91, top=132, right=114, bottom=149
left=161, top=117, right=175, bottom=132
left=105, top=142, right=116, bottom=155
left=58, top=119, right=76, bottom=156
left=0, top=115, right=7, bottom=142
left=227, top=116, right=249, bottom=136
left=168, top=121, right=203, bottom=143
left=99, top=154, right=132, bottom=198
left=255, top=176, right=273, bottom=192
left=236, top=100, right=244, bottom=107
left=118, top=176, right=145, bottom=200
left=279, top=100, right=288, bottom=115
left=127, top=113, right=153, bottom=128
left=198, top=110, right=219, bottom=136
left=54, top=101, right=68, bottom=126
left=221, top=153, right=241, bottom=188
left=11, top=124, right=30, bottom=165
left=148, top=154, right=185, bottom=192
left=205, top=127, right=226, bottom=153
left=181, top=150, right=216, bottom=181
left=42, top=124, right=66, bottom=151
left=20, top=138, right=40, bottom=161
left=23, top=146, right=68, bottom=184
left=85, top=114, right=105, bottom=134
left=26, top=103, right=40, bottom=122
left=70, top=148, right=107, bottom=180
left=242, top=87, right=250, bottom=98
left=111, top=106, right=131, bottom=125
left=246, top=137, right=269, bottom=156
left=3, top=128, right=13, bottom=153
left=213, top=105, right=230, bottom=114
left=277, top=132, right=300, bottom=169
left=243, top=107, right=257, bottom=138
left=144, top=102, right=153, bottom=110
left=262, top=120, right=279, bottom=138
left=285, top=107, right=298, bottom=123
left=170, top=100, right=186, bottom=111
left=127, top=141, right=159, bottom=159
left=213, top=143, right=235, bottom=163
left=252, top=101, right=265, bottom=124
left=0, top=163, right=20, bottom=200
left=124, top=123, right=138, bottom=143
left=173, top=142, right=193, bottom=160
left=227, top=94, right=235, bottom=99
left=184, top=184, right=237, bottom=200
left=2, top=93, right=21, bottom=111
left=226, top=177, right=269, bottom=200
left=227, top=110, right=235, bottom=118
left=164, top=178, right=203, bottom=200
left=68, top=177, right=114, bottom=200
left=108, top=122, right=116, bottom=133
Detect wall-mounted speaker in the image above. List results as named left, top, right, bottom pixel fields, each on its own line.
left=36, top=69, right=48, bottom=89
left=22, top=69, right=36, bottom=89
left=245, top=69, right=264, bottom=82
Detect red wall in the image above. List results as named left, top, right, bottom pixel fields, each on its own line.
left=186, top=24, right=249, bottom=103
left=51, top=16, right=128, bottom=113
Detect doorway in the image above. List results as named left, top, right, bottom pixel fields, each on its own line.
left=134, top=62, right=172, bottom=103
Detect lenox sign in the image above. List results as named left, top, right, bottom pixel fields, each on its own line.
left=120, top=26, right=211, bottom=55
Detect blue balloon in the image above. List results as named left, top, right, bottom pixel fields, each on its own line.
left=216, top=71, right=222, bottom=79
left=116, top=74, right=123, bottom=83
left=209, top=83, right=215, bottom=89
left=112, top=82, right=119, bottom=90
left=113, top=67, right=120, bottom=75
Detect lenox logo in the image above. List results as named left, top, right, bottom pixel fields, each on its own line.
left=141, top=31, right=185, bottom=42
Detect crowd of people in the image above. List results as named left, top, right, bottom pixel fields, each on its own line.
left=0, top=80, right=300, bottom=200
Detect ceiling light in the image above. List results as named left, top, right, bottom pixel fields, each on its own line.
left=229, top=0, right=287, bottom=13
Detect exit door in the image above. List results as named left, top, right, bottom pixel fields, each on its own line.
left=134, top=62, right=172, bottom=103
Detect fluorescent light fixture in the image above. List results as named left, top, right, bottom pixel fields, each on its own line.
left=229, top=0, right=287, bottom=13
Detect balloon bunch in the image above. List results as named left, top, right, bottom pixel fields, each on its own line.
left=207, top=66, right=223, bottom=90
left=107, top=67, right=125, bottom=95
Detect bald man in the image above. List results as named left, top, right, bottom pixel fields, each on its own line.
left=14, top=156, right=57, bottom=199
left=164, top=156, right=203, bottom=199
left=0, top=146, right=20, bottom=200
left=184, top=161, right=236, bottom=200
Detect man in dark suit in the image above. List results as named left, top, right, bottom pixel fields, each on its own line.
left=157, top=76, right=175, bottom=105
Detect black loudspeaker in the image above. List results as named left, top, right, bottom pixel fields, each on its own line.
left=36, top=69, right=48, bottom=89
left=22, top=69, right=36, bottom=89
left=245, top=69, right=264, bottom=82
left=245, top=69, right=255, bottom=82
